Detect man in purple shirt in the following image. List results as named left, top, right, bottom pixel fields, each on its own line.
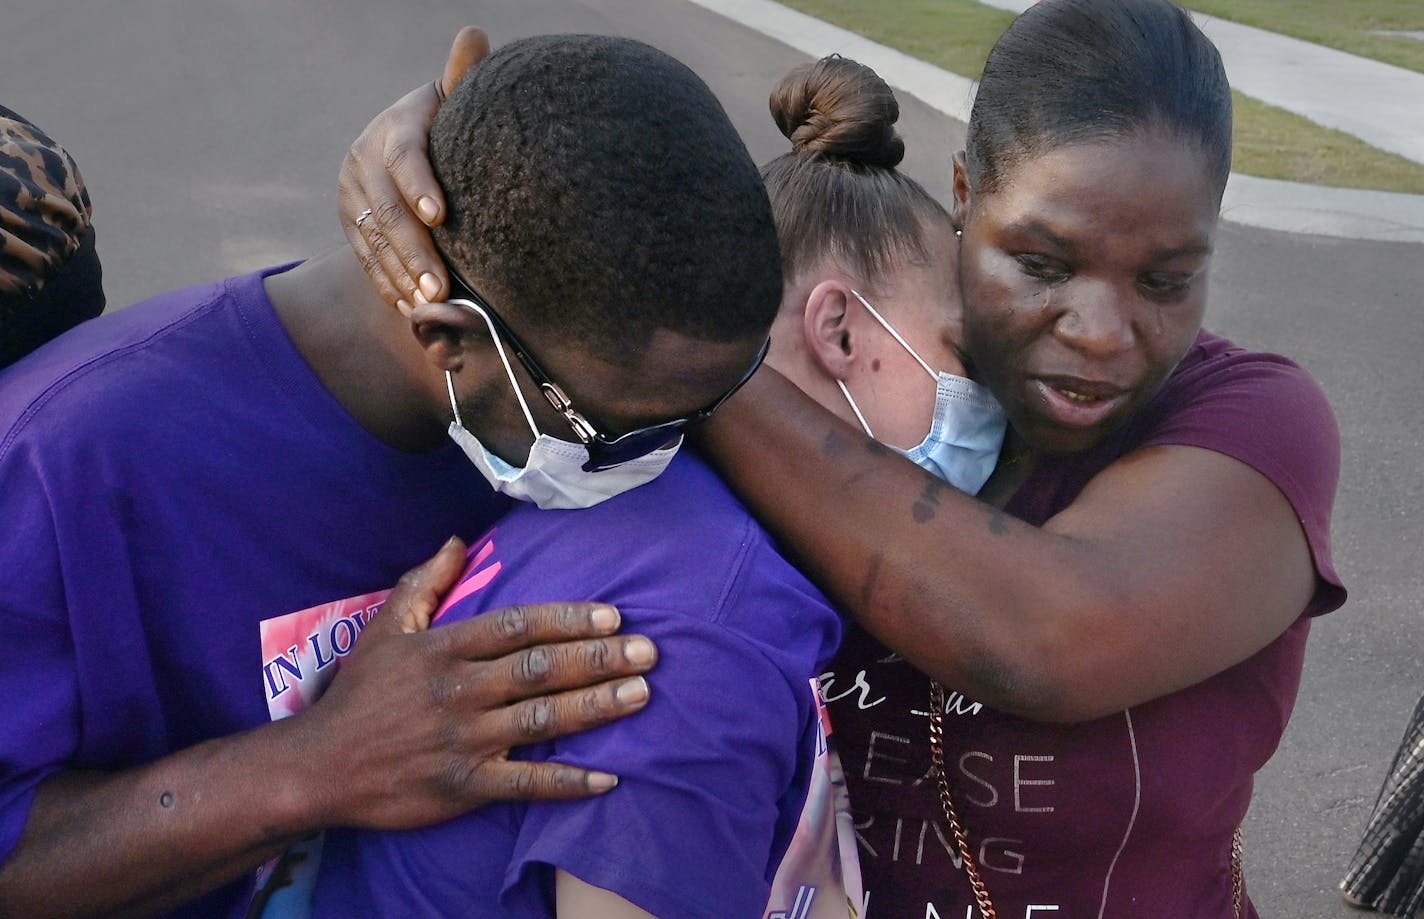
left=0, top=34, right=782, bottom=917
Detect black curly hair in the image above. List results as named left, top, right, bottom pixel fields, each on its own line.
left=429, top=34, right=782, bottom=366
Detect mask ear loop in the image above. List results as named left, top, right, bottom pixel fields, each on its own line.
left=836, top=379, right=876, bottom=438
left=444, top=300, right=540, bottom=439
left=850, top=289, right=938, bottom=382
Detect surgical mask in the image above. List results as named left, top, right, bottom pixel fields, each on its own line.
left=837, top=290, right=1006, bottom=495
left=444, top=313, right=678, bottom=510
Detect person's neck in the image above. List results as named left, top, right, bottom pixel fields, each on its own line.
left=264, top=247, right=449, bottom=452
left=978, top=428, right=1037, bottom=509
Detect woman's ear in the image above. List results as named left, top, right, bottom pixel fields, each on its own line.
left=410, top=300, right=485, bottom=372
left=951, top=150, right=972, bottom=232
left=801, top=279, right=857, bottom=379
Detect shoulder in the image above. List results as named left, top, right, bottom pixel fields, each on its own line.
left=0, top=267, right=286, bottom=463
left=500, top=451, right=835, bottom=621
left=1129, top=330, right=1344, bottom=612
left=1142, top=330, right=1337, bottom=430
left=448, top=451, right=842, bottom=668
left=1147, top=330, right=1331, bottom=407
left=1131, top=330, right=1340, bottom=495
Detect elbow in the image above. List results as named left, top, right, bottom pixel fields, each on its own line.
left=964, top=658, right=1095, bottom=724
left=964, top=591, right=1140, bottom=725
left=976, top=667, right=1124, bottom=725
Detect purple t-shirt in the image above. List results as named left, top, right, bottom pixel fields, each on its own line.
left=824, top=331, right=1346, bottom=919
left=309, top=453, right=844, bottom=919
left=0, top=266, right=509, bottom=918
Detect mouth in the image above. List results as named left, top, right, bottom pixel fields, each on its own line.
left=1029, top=376, right=1130, bottom=430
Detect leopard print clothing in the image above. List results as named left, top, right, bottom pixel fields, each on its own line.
left=0, top=105, right=92, bottom=297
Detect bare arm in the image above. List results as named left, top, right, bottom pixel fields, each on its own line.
left=556, top=871, right=659, bottom=919
left=0, top=540, right=658, bottom=918
left=694, top=368, right=1315, bottom=723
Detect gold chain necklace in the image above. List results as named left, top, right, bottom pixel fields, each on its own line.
left=928, top=679, right=1244, bottom=919
left=929, top=680, right=999, bottom=919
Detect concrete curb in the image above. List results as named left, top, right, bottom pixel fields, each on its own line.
left=1222, top=175, right=1424, bottom=244
left=684, top=0, right=1424, bottom=244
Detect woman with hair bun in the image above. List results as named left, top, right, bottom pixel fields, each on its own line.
left=759, top=55, right=1005, bottom=501
left=714, top=5, right=1343, bottom=915
left=343, top=2, right=1345, bottom=915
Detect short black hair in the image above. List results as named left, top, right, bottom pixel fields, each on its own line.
left=430, top=34, right=781, bottom=363
left=967, top=0, right=1232, bottom=198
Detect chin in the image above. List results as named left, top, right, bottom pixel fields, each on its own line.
left=1019, top=415, right=1118, bottom=457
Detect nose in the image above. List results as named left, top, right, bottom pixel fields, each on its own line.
left=1049, top=280, right=1135, bottom=360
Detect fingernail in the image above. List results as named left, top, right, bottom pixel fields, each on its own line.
left=413, top=289, right=428, bottom=305
left=442, top=535, right=462, bottom=551
left=419, top=272, right=442, bottom=299
left=623, top=637, right=656, bottom=667
left=396, top=299, right=413, bottom=315
left=417, top=196, right=440, bottom=223
left=589, top=605, right=619, bottom=632
left=587, top=772, right=619, bottom=792
left=615, top=676, right=648, bottom=706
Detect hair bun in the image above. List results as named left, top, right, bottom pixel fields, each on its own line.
left=769, top=55, right=905, bottom=169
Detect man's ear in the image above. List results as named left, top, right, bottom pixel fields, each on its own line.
left=410, top=300, right=485, bottom=372
left=801, top=280, right=857, bottom=379
left=951, top=150, right=972, bottom=233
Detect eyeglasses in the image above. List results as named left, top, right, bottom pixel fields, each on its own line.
left=446, top=270, right=769, bottom=472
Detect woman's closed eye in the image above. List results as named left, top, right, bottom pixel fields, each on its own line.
left=1137, top=271, right=1195, bottom=302
left=1014, top=253, right=1072, bottom=283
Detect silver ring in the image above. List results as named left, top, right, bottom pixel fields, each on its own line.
left=354, top=207, right=373, bottom=229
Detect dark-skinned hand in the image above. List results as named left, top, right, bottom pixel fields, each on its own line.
left=295, top=537, right=657, bottom=829
left=340, top=27, right=489, bottom=314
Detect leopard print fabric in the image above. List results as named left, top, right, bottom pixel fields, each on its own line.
left=0, top=105, right=92, bottom=297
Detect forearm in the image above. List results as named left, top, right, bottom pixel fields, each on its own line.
left=0, top=543, right=659, bottom=917
left=0, top=717, right=321, bottom=918
left=695, top=370, right=1116, bottom=719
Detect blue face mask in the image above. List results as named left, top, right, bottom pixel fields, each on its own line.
left=836, top=290, right=1007, bottom=495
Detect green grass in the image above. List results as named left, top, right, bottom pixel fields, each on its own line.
left=777, top=0, right=1013, bottom=78
left=1189, top=0, right=1424, bottom=75
left=1232, top=92, right=1424, bottom=193
left=779, top=0, right=1424, bottom=194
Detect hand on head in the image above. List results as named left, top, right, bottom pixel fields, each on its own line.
left=339, top=26, right=488, bottom=314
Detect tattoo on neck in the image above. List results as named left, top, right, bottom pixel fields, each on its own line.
left=823, top=430, right=851, bottom=459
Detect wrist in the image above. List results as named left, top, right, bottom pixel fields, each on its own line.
left=257, top=713, right=340, bottom=835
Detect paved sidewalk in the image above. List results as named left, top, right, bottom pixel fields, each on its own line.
left=686, top=0, right=1424, bottom=243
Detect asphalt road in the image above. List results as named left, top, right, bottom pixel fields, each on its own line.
left=5, top=1, right=1421, bottom=915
